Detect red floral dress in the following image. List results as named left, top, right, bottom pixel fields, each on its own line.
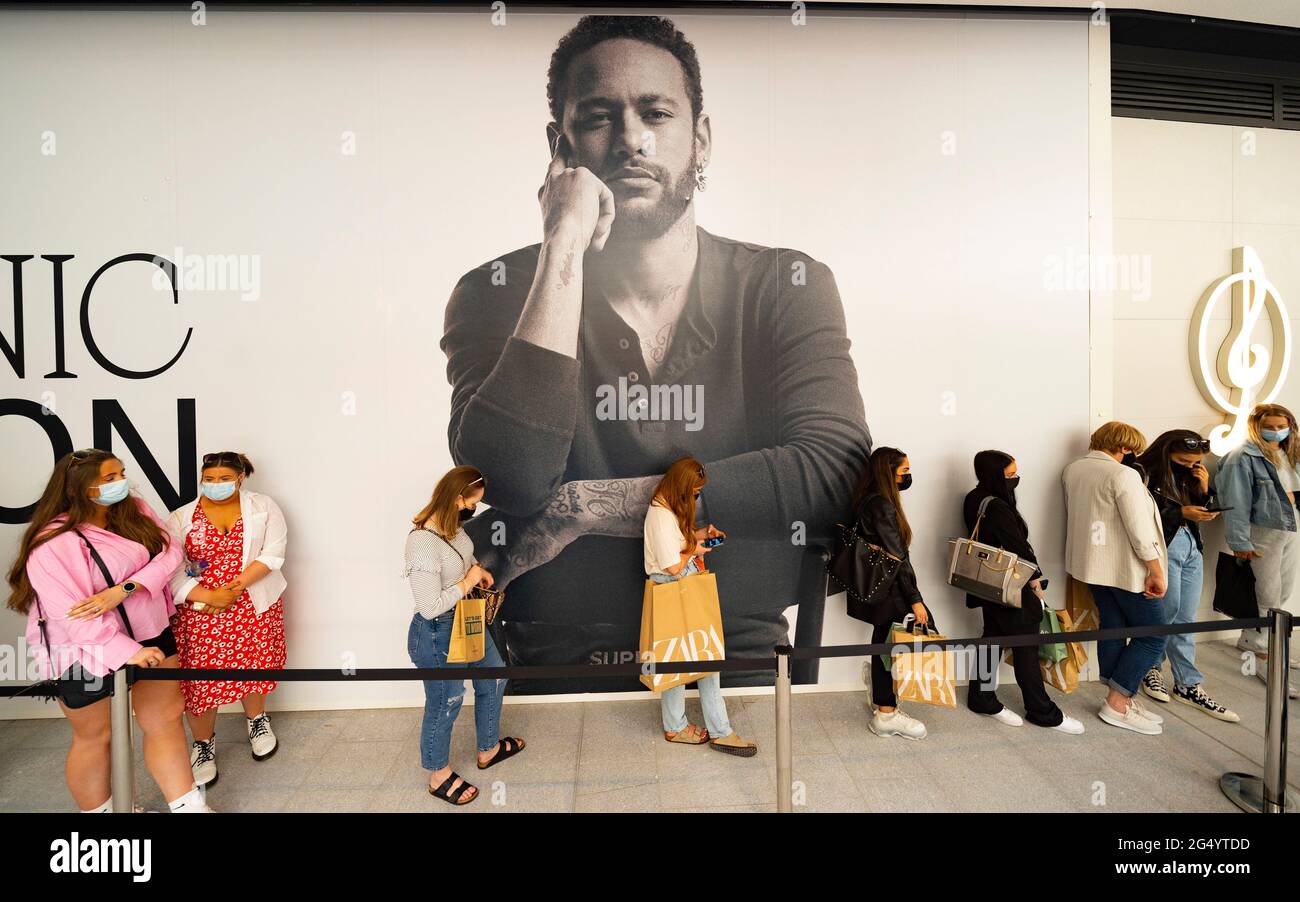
left=172, top=503, right=287, bottom=716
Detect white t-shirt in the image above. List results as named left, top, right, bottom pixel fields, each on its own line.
left=1277, top=461, right=1300, bottom=493
left=644, top=500, right=688, bottom=575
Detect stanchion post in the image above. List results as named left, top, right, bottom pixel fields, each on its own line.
left=775, top=645, right=793, bottom=814
left=1262, top=607, right=1291, bottom=812
left=1220, top=608, right=1295, bottom=813
left=110, top=666, right=134, bottom=813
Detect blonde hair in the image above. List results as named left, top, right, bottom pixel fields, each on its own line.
left=1247, top=404, right=1300, bottom=468
left=1089, top=421, right=1146, bottom=455
left=412, top=465, right=485, bottom=539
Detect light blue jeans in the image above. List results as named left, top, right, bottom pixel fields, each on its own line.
left=1160, top=527, right=1206, bottom=689
left=407, top=610, right=506, bottom=771
left=647, top=558, right=734, bottom=738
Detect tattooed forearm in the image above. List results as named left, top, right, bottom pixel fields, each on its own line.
left=557, top=244, right=576, bottom=288
left=572, top=477, right=658, bottom=536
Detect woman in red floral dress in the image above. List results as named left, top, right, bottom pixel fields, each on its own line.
left=168, top=452, right=288, bottom=788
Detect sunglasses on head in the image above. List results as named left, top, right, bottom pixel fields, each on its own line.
left=1176, top=438, right=1210, bottom=453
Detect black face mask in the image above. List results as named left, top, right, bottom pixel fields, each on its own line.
left=1006, top=476, right=1021, bottom=490
left=1121, top=451, right=1138, bottom=468
left=458, top=505, right=477, bottom=522
left=897, top=473, right=913, bottom=492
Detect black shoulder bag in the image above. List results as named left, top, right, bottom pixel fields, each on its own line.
left=21, top=530, right=135, bottom=701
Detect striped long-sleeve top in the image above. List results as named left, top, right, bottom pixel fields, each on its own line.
left=403, top=526, right=476, bottom=620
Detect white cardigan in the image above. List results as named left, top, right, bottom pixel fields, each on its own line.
left=168, top=490, right=288, bottom=615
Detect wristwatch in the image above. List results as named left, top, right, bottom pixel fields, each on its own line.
left=121, top=581, right=139, bottom=596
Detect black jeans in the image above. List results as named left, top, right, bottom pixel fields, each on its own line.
left=966, top=603, right=1063, bottom=727
left=869, top=620, right=898, bottom=708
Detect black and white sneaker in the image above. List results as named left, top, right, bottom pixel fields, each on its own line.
left=247, top=713, right=278, bottom=760
left=190, top=738, right=218, bottom=789
left=1172, top=684, right=1240, bottom=723
left=1140, top=668, right=1169, bottom=703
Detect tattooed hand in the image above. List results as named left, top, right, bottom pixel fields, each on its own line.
left=464, top=476, right=659, bottom=589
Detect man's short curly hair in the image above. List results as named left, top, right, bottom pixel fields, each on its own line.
left=546, top=15, right=704, bottom=126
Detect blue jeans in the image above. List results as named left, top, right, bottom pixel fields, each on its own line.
left=647, top=558, right=734, bottom=738
left=1089, top=583, right=1169, bottom=696
left=1160, top=527, right=1206, bottom=689
left=407, top=610, right=506, bottom=771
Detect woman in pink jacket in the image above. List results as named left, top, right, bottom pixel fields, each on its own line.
left=4, top=449, right=210, bottom=813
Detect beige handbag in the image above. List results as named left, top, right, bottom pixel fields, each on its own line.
left=947, top=496, right=1037, bottom=608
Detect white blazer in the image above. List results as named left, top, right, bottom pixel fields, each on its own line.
left=1062, top=450, right=1167, bottom=593
left=168, top=490, right=288, bottom=615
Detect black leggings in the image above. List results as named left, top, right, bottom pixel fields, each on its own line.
left=870, top=620, right=898, bottom=708
left=966, top=604, right=1063, bottom=727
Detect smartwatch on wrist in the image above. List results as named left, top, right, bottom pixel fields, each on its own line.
left=121, top=581, right=139, bottom=596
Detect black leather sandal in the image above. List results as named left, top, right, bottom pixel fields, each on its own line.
left=477, top=737, right=526, bottom=770
left=429, top=772, right=478, bottom=805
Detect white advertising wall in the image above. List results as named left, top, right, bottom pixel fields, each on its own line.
left=0, top=7, right=1091, bottom=713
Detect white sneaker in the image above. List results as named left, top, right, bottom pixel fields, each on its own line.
left=1255, top=668, right=1300, bottom=698
left=189, top=738, right=217, bottom=789
left=247, top=713, right=277, bottom=760
left=1128, top=696, right=1164, bottom=725
left=988, top=707, right=1024, bottom=727
left=1052, top=715, right=1085, bottom=734
left=1098, top=701, right=1162, bottom=735
left=868, top=708, right=928, bottom=740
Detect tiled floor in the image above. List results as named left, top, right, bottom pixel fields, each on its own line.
left=1, top=640, right=1293, bottom=812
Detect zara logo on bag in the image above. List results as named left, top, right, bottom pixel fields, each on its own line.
left=649, top=624, right=724, bottom=689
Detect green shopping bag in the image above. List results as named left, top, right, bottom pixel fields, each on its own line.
left=1039, top=609, right=1068, bottom=664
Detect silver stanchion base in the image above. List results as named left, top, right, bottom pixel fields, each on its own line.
left=1219, top=772, right=1297, bottom=814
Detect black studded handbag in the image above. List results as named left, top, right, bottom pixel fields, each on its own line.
left=825, top=520, right=903, bottom=623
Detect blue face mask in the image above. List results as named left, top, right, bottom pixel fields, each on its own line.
left=92, top=479, right=131, bottom=506
left=201, top=481, right=238, bottom=502
left=1262, top=428, right=1291, bottom=443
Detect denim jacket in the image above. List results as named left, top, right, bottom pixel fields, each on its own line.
left=1216, top=441, right=1297, bottom=551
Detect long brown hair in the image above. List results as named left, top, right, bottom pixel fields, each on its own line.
left=1247, top=403, right=1300, bottom=468
left=413, top=465, right=485, bottom=539
left=850, top=446, right=912, bottom=547
left=6, top=449, right=170, bottom=615
left=651, top=456, right=707, bottom=542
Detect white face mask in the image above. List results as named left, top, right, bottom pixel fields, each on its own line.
left=201, top=481, right=239, bottom=502
left=93, top=478, right=131, bottom=506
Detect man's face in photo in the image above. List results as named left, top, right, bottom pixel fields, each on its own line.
left=557, top=37, right=705, bottom=240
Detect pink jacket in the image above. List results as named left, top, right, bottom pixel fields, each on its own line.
left=24, top=495, right=183, bottom=679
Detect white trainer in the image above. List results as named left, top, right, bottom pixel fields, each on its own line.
left=189, top=738, right=217, bottom=789
left=868, top=708, right=928, bottom=740
left=988, top=707, right=1024, bottom=727
left=247, top=713, right=278, bottom=760
left=1052, top=715, right=1085, bottom=734
left=1255, top=668, right=1300, bottom=698
left=1128, top=696, right=1164, bottom=725
left=1098, top=701, right=1162, bottom=735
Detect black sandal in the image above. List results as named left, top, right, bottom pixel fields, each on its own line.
left=477, top=737, right=526, bottom=770
left=429, top=772, right=478, bottom=805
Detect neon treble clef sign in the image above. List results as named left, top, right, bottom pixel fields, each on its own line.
left=1189, top=247, right=1291, bottom=455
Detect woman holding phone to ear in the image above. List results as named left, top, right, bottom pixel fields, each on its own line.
left=5, top=449, right=209, bottom=813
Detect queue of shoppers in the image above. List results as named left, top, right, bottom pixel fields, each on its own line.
left=7, top=408, right=1292, bottom=811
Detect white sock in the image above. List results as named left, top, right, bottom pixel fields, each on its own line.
left=80, top=798, right=112, bottom=814
left=167, top=785, right=206, bottom=813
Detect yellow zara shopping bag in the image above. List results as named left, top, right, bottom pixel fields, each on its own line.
left=446, top=595, right=486, bottom=664
left=638, top=572, right=726, bottom=692
left=889, top=622, right=957, bottom=708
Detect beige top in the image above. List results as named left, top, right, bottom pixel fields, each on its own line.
left=644, top=499, right=689, bottom=575
left=1062, top=450, right=1167, bottom=593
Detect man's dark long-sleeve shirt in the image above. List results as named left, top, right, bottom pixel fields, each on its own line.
left=441, top=226, right=872, bottom=633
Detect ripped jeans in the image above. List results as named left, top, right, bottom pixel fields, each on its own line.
left=408, top=609, right=506, bottom=771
